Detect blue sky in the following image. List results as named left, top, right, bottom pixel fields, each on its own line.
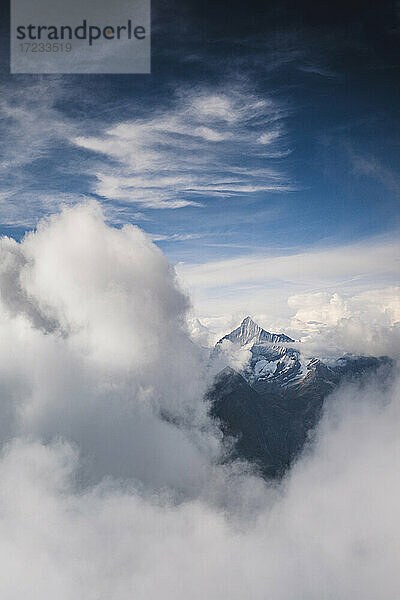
left=0, top=0, right=399, bottom=331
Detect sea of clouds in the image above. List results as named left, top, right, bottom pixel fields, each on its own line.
left=0, top=202, right=398, bottom=599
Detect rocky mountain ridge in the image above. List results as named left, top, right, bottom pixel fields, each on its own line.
left=209, top=317, right=393, bottom=478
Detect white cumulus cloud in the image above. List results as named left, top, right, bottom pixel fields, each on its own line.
left=0, top=203, right=398, bottom=599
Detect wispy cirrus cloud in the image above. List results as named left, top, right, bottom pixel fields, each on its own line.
left=72, top=84, right=293, bottom=209
left=177, top=236, right=400, bottom=290
left=0, top=79, right=73, bottom=172
left=345, top=144, right=400, bottom=195
left=149, top=232, right=206, bottom=242
left=0, top=78, right=294, bottom=222
left=0, top=78, right=83, bottom=226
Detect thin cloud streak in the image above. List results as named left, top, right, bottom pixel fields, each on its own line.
left=177, top=237, right=400, bottom=290
left=72, top=84, right=293, bottom=209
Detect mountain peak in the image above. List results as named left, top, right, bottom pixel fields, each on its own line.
left=242, top=316, right=254, bottom=325
left=238, top=317, right=265, bottom=341
left=217, top=317, right=294, bottom=347
left=240, top=316, right=262, bottom=332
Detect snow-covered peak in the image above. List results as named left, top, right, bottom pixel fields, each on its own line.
left=217, top=317, right=294, bottom=347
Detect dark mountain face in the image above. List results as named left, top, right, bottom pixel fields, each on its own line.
left=208, top=367, right=302, bottom=478
left=208, top=318, right=393, bottom=479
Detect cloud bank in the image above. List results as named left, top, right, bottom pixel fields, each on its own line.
left=0, top=203, right=399, bottom=598
left=288, top=288, right=400, bottom=358
left=0, top=202, right=223, bottom=492
left=179, top=238, right=400, bottom=357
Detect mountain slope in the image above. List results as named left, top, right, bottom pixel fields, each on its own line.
left=209, top=318, right=393, bottom=478
left=218, top=316, right=294, bottom=346
left=215, top=316, right=303, bottom=388
left=208, top=367, right=304, bottom=478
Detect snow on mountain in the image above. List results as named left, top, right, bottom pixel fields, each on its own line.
left=213, top=316, right=393, bottom=394
left=215, top=317, right=303, bottom=388
left=218, top=316, right=294, bottom=346
left=209, top=318, right=393, bottom=479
